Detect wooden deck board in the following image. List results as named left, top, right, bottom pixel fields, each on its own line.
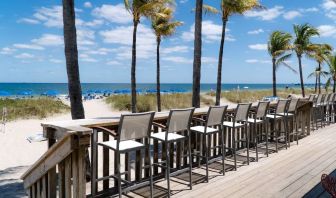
left=129, top=124, right=336, bottom=198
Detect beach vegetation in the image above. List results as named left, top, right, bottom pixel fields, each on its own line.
left=105, top=93, right=214, bottom=112
left=0, top=98, right=70, bottom=121
left=325, top=54, right=336, bottom=93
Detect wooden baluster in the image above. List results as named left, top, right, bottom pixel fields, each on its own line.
left=32, top=183, right=36, bottom=198
left=36, top=180, right=41, bottom=198
left=103, top=132, right=110, bottom=190
left=72, top=145, right=86, bottom=198
left=41, top=175, right=47, bottom=198
left=58, top=161, right=65, bottom=198
left=47, top=167, right=57, bottom=198
left=64, top=156, right=72, bottom=198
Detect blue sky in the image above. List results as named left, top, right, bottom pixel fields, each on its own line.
left=0, top=0, right=336, bottom=84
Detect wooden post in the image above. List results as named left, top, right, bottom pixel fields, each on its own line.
left=103, top=132, right=110, bottom=190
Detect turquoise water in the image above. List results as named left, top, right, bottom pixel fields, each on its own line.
left=0, top=83, right=313, bottom=96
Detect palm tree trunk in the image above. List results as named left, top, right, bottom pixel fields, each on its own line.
left=315, top=75, right=317, bottom=93
left=297, top=55, right=305, bottom=97
left=215, top=18, right=228, bottom=106
left=318, top=63, right=321, bottom=94
left=62, top=0, right=84, bottom=119
left=156, top=36, right=161, bottom=112
left=131, top=19, right=138, bottom=113
left=62, top=0, right=90, bottom=182
left=272, top=58, right=277, bottom=97
left=192, top=0, right=203, bottom=108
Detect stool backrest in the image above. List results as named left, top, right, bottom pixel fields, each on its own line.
left=316, top=94, right=323, bottom=104
left=328, top=93, right=335, bottom=103
left=288, top=98, right=299, bottom=113
left=323, top=94, right=330, bottom=103
left=308, top=95, right=316, bottom=102
left=167, top=108, right=195, bottom=133
left=234, top=103, right=252, bottom=122
left=206, top=106, right=227, bottom=127
left=118, top=112, right=155, bottom=142
left=276, top=99, right=289, bottom=114
left=256, top=101, right=270, bottom=118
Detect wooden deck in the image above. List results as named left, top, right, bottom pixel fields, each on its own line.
left=128, top=124, right=336, bottom=198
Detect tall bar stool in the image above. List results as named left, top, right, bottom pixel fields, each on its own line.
left=91, top=112, right=155, bottom=198
left=247, top=101, right=270, bottom=161
left=190, top=105, right=228, bottom=181
left=313, top=94, right=324, bottom=129
left=328, top=93, right=336, bottom=123
left=322, top=94, right=332, bottom=127
left=325, top=93, right=335, bottom=125
left=286, top=98, right=300, bottom=147
left=223, top=103, right=252, bottom=170
left=266, top=99, right=290, bottom=152
left=151, top=108, right=195, bottom=198
left=308, top=95, right=316, bottom=130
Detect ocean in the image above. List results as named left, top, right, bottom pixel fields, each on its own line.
left=0, top=83, right=313, bottom=96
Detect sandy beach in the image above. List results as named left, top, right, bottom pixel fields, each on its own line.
left=0, top=99, right=124, bottom=197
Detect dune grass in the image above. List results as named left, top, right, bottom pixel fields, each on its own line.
left=207, top=88, right=316, bottom=103
left=105, top=93, right=214, bottom=112
left=0, top=98, right=70, bottom=121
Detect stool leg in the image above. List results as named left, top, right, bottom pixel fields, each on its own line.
left=221, top=128, right=226, bottom=175
left=246, top=124, right=250, bottom=165
left=255, top=123, right=258, bottom=162
left=233, top=127, right=237, bottom=170
left=266, top=120, right=269, bottom=157
left=148, top=145, right=153, bottom=198
left=188, top=130, right=193, bottom=190
left=117, top=152, right=122, bottom=198
left=166, top=142, right=171, bottom=198
left=205, top=134, right=209, bottom=182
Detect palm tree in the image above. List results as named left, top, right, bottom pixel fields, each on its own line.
left=307, top=44, right=332, bottom=94
left=62, top=0, right=84, bottom=119
left=214, top=0, right=262, bottom=105
left=268, top=31, right=295, bottom=97
left=192, top=0, right=203, bottom=108
left=151, top=7, right=182, bottom=112
left=124, top=0, right=171, bottom=113
left=308, top=67, right=329, bottom=93
left=325, top=54, right=336, bottom=93
left=293, top=23, right=319, bottom=97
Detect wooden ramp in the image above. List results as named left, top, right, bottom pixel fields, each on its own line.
left=128, top=125, right=336, bottom=198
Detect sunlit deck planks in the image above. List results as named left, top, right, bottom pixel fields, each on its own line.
left=133, top=124, right=336, bottom=198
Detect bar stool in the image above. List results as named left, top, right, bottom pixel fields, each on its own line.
left=325, top=93, right=335, bottom=125
left=266, top=99, right=290, bottom=152
left=308, top=95, right=316, bottom=130
left=321, top=93, right=331, bottom=127
left=223, top=103, right=252, bottom=170
left=91, top=112, right=155, bottom=198
left=247, top=101, right=270, bottom=161
left=286, top=98, right=300, bottom=147
left=313, top=94, right=324, bottom=129
left=190, top=105, right=228, bottom=181
left=151, top=108, right=195, bottom=198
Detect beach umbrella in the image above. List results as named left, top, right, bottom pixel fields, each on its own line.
left=95, top=90, right=103, bottom=94
left=0, top=91, right=11, bottom=96
left=18, top=90, right=33, bottom=96
left=114, top=90, right=122, bottom=94
left=121, top=89, right=131, bottom=94
left=44, top=90, right=59, bottom=96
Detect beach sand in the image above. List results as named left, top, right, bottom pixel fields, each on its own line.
left=0, top=99, right=123, bottom=197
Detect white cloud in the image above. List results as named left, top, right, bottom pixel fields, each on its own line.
left=79, top=54, right=98, bottom=62
left=181, top=20, right=235, bottom=43
left=299, top=7, right=319, bottom=12
left=83, top=19, right=104, bottom=27
left=162, top=46, right=189, bottom=54
left=107, top=60, right=122, bottom=65
left=248, top=44, right=267, bottom=50
left=322, top=0, right=336, bottom=10
left=84, top=2, right=92, bottom=8
left=49, top=58, right=63, bottom=63
left=0, top=47, right=16, bottom=55
left=247, top=28, right=264, bottom=35
left=86, top=48, right=114, bottom=55
left=32, top=34, right=63, bottom=46
left=202, top=57, right=217, bottom=64
left=245, top=59, right=270, bottom=64
left=13, top=44, right=44, bottom=50
left=317, top=25, right=336, bottom=37
left=180, top=0, right=188, bottom=3
left=77, top=29, right=96, bottom=46
left=163, top=56, right=192, bottom=64
left=15, top=53, right=35, bottom=59
left=283, top=11, right=302, bottom=20
left=245, top=6, right=284, bottom=21
left=93, top=4, right=132, bottom=24
left=33, top=6, right=63, bottom=28
left=17, top=18, right=40, bottom=24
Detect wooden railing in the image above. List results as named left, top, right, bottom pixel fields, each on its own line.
left=21, top=131, right=90, bottom=198
left=21, top=101, right=313, bottom=197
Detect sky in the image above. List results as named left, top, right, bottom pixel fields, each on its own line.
left=0, top=0, right=336, bottom=84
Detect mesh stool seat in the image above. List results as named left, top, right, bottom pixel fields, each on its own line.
left=151, top=108, right=195, bottom=198
left=91, top=112, right=155, bottom=198
left=266, top=99, right=290, bottom=152
left=190, top=106, right=228, bottom=182
left=223, top=103, right=252, bottom=170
